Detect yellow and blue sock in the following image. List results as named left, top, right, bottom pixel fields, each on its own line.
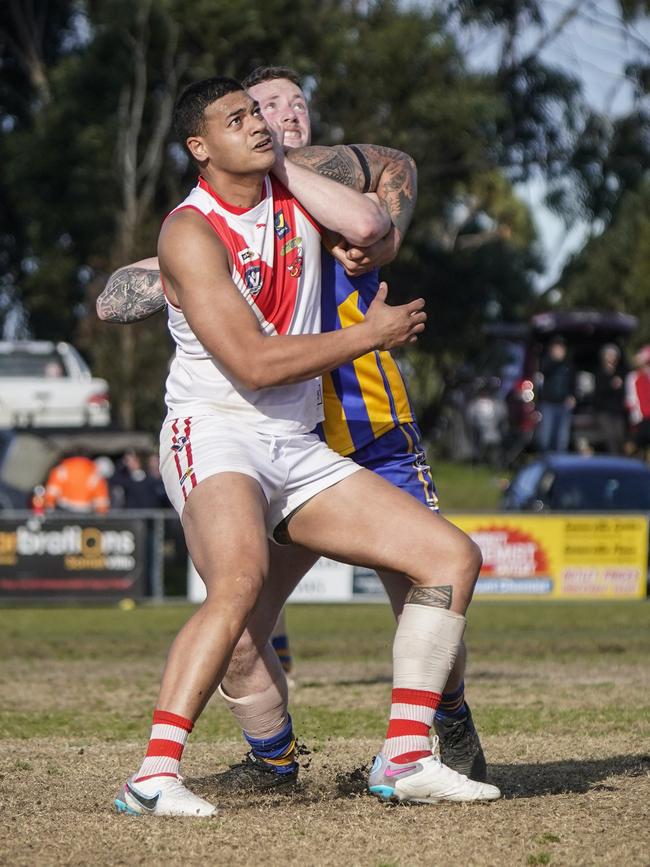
left=434, top=681, right=468, bottom=721
left=271, top=633, right=293, bottom=674
left=245, top=716, right=297, bottom=776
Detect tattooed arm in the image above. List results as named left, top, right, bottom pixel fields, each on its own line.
left=96, top=257, right=164, bottom=323
left=274, top=146, right=391, bottom=247
left=286, top=144, right=417, bottom=275
left=96, top=146, right=417, bottom=323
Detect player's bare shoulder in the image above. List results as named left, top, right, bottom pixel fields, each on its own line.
left=158, top=208, right=228, bottom=283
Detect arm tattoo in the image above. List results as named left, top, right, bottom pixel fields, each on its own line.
left=353, top=144, right=418, bottom=239
left=288, top=143, right=417, bottom=239
left=405, top=585, right=453, bottom=610
left=287, top=145, right=366, bottom=190
left=96, top=267, right=165, bottom=323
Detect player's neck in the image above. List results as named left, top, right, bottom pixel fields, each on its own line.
left=200, top=168, right=266, bottom=210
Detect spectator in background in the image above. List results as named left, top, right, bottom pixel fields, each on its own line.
left=145, top=453, right=170, bottom=507
left=593, top=344, right=627, bottom=454
left=44, top=360, right=64, bottom=378
left=43, top=452, right=110, bottom=513
left=111, top=450, right=169, bottom=509
left=535, top=336, right=576, bottom=453
left=625, top=345, right=650, bottom=459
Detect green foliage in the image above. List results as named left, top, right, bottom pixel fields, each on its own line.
left=558, top=180, right=650, bottom=342
left=1, top=1, right=648, bottom=430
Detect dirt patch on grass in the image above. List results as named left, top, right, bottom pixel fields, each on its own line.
left=1, top=734, right=649, bottom=867
left=2, top=603, right=649, bottom=865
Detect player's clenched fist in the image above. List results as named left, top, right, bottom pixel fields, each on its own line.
left=364, top=282, right=426, bottom=350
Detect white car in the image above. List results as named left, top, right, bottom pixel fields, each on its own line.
left=0, top=341, right=111, bottom=428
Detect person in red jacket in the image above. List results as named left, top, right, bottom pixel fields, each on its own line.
left=625, top=345, right=650, bottom=458
left=43, top=454, right=110, bottom=514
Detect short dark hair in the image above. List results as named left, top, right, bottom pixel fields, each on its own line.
left=242, top=66, right=303, bottom=90
left=173, top=77, right=244, bottom=144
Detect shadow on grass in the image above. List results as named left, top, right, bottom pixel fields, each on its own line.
left=190, top=753, right=650, bottom=807
left=490, top=753, right=650, bottom=799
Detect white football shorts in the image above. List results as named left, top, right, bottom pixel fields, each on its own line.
left=160, top=415, right=361, bottom=535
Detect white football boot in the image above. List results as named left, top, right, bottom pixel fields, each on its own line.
left=115, top=775, right=217, bottom=817
left=368, top=738, right=501, bottom=804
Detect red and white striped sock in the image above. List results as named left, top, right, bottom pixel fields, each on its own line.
left=382, top=601, right=466, bottom=765
left=134, top=709, right=193, bottom=782
left=382, top=687, right=441, bottom=763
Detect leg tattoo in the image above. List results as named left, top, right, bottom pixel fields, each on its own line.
left=405, top=585, right=452, bottom=609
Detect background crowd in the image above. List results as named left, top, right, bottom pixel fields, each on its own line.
left=34, top=449, right=170, bottom=515
left=536, top=341, right=650, bottom=457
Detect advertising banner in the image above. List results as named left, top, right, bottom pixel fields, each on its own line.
left=451, top=514, right=648, bottom=599
left=0, top=516, right=146, bottom=600
left=289, top=558, right=354, bottom=602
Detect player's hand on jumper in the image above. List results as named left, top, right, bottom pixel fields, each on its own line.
left=330, top=227, right=401, bottom=277
left=364, top=282, right=426, bottom=350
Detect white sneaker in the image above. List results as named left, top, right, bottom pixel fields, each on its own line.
left=368, top=749, right=501, bottom=804
left=115, top=775, right=217, bottom=817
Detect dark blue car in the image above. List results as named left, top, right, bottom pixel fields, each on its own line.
left=502, top=454, right=650, bottom=512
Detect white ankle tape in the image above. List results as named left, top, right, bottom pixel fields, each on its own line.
left=393, top=604, right=466, bottom=694
left=218, top=675, right=289, bottom=740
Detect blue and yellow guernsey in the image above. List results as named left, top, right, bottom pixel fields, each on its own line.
left=317, top=252, right=415, bottom=456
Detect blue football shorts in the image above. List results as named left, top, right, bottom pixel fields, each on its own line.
left=349, top=421, right=439, bottom=511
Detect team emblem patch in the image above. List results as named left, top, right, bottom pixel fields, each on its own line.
left=238, top=248, right=258, bottom=264
left=274, top=209, right=290, bottom=238
left=287, top=254, right=303, bottom=278
left=171, top=435, right=189, bottom=453
left=281, top=236, right=302, bottom=256
left=413, top=450, right=430, bottom=472
left=245, top=265, right=262, bottom=294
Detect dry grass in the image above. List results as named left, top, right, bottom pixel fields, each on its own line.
left=0, top=602, right=649, bottom=866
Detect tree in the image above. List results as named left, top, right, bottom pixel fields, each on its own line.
left=558, top=180, right=650, bottom=341
left=4, top=0, right=647, bottom=434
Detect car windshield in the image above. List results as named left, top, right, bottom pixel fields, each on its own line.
left=0, top=351, right=67, bottom=378
left=547, top=471, right=650, bottom=510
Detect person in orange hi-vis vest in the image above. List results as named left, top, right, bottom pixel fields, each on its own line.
left=43, top=454, right=110, bottom=514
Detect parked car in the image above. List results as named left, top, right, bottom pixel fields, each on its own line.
left=0, top=427, right=154, bottom=510
left=437, top=311, right=638, bottom=464
left=0, top=341, right=110, bottom=429
left=501, top=454, right=650, bottom=512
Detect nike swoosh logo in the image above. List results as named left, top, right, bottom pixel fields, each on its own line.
left=126, top=781, right=160, bottom=812
left=385, top=765, right=417, bottom=777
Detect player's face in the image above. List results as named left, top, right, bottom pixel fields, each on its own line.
left=247, top=78, right=311, bottom=149
left=189, top=91, right=275, bottom=174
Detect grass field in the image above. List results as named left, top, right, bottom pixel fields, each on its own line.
left=434, top=461, right=509, bottom=511
left=1, top=601, right=649, bottom=866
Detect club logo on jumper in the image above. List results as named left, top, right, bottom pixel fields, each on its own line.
left=179, top=466, right=194, bottom=486
left=238, top=247, right=259, bottom=265
left=274, top=208, right=290, bottom=238
left=287, top=254, right=303, bottom=278
left=171, top=435, right=189, bottom=453
left=245, top=265, right=262, bottom=294
left=281, top=235, right=302, bottom=256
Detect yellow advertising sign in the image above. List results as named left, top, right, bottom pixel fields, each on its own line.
left=450, top=514, right=648, bottom=599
